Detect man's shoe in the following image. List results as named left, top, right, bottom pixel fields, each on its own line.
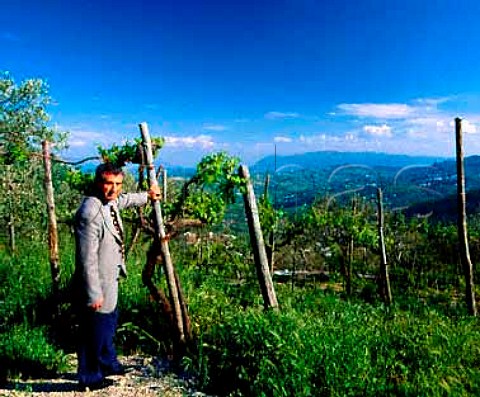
left=103, top=364, right=129, bottom=376
left=79, top=378, right=114, bottom=391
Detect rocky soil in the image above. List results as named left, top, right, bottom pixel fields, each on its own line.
left=0, top=355, right=212, bottom=397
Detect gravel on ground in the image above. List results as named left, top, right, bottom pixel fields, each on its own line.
left=0, top=354, right=212, bottom=397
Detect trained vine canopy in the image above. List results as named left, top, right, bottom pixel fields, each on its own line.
left=165, top=152, right=247, bottom=225
left=97, top=137, right=165, bottom=167
left=66, top=141, right=247, bottom=228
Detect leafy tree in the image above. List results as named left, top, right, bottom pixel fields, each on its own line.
left=0, top=72, right=67, bottom=164
left=0, top=72, right=69, bottom=247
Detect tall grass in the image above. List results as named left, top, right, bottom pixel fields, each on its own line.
left=2, top=236, right=480, bottom=397
left=0, top=238, right=71, bottom=381
left=187, top=287, right=480, bottom=396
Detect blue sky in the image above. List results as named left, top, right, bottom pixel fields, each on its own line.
left=3, top=0, right=480, bottom=166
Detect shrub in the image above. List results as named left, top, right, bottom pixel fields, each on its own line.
left=0, top=324, right=67, bottom=382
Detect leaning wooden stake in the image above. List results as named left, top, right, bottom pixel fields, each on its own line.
left=139, top=122, right=187, bottom=343
left=455, top=118, right=477, bottom=316
left=239, top=165, right=278, bottom=310
left=377, top=188, right=392, bottom=305
left=42, top=141, right=61, bottom=314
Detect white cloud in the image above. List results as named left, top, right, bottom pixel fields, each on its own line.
left=338, top=103, right=413, bottom=119
left=274, top=136, right=293, bottom=143
left=449, top=119, right=477, bottom=134
left=436, top=120, right=446, bottom=129
left=407, top=129, right=428, bottom=139
left=299, top=133, right=346, bottom=145
left=406, top=116, right=451, bottom=134
left=408, top=117, right=440, bottom=127
left=363, top=124, right=393, bottom=137
left=203, top=124, right=228, bottom=132
left=68, top=130, right=110, bottom=147
left=292, top=132, right=386, bottom=153
left=333, top=98, right=480, bottom=154
left=265, top=111, right=300, bottom=120
left=345, top=133, right=356, bottom=141
left=413, top=96, right=454, bottom=109
left=69, top=140, right=88, bottom=148
left=164, top=134, right=215, bottom=149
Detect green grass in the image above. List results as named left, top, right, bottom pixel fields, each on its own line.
left=0, top=238, right=71, bottom=382
left=1, top=236, right=480, bottom=396
left=187, top=288, right=480, bottom=396
left=0, top=324, right=67, bottom=382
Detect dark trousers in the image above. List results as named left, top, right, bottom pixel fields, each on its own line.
left=77, top=308, right=121, bottom=385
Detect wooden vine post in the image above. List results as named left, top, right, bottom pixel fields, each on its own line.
left=263, top=173, right=275, bottom=274
left=7, top=171, right=16, bottom=252
left=377, top=187, right=392, bottom=305
left=239, top=165, right=278, bottom=310
left=455, top=118, right=477, bottom=316
left=346, top=197, right=356, bottom=296
left=263, top=173, right=270, bottom=198
left=127, top=145, right=147, bottom=257
left=139, top=122, right=187, bottom=344
left=42, top=140, right=61, bottom=315
left=162, top=167, right=168, bottom=202
left=8, top=211, right=15, bottom=252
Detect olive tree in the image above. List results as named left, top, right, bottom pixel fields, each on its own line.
left=0, top=72, right=68, bottom=248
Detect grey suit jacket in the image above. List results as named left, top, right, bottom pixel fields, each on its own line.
left=74, top=192, right=148, bottom=313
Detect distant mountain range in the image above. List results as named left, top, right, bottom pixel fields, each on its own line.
left=161, top=151, right=480, bottom=223
left=404, top=189, right=480, bottom=222
left=79, top=150, right=480, bottom=223
left=252, top=151, right=448, bottom=172
left=158, top=163, right=196, bottom=178
left=246, top=150, right=480, bottom=223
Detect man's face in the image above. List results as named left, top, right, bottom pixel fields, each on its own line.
left=98, top=172, right=123, bottom=202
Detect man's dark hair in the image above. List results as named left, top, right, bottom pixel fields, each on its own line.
left=94, top=163, right=124, bottom=184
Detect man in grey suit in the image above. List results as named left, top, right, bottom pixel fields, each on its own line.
left=74, top=162, right=160, bottom=390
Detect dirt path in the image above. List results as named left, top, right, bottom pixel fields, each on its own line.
left=0, top=355, right=210, bottom=397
